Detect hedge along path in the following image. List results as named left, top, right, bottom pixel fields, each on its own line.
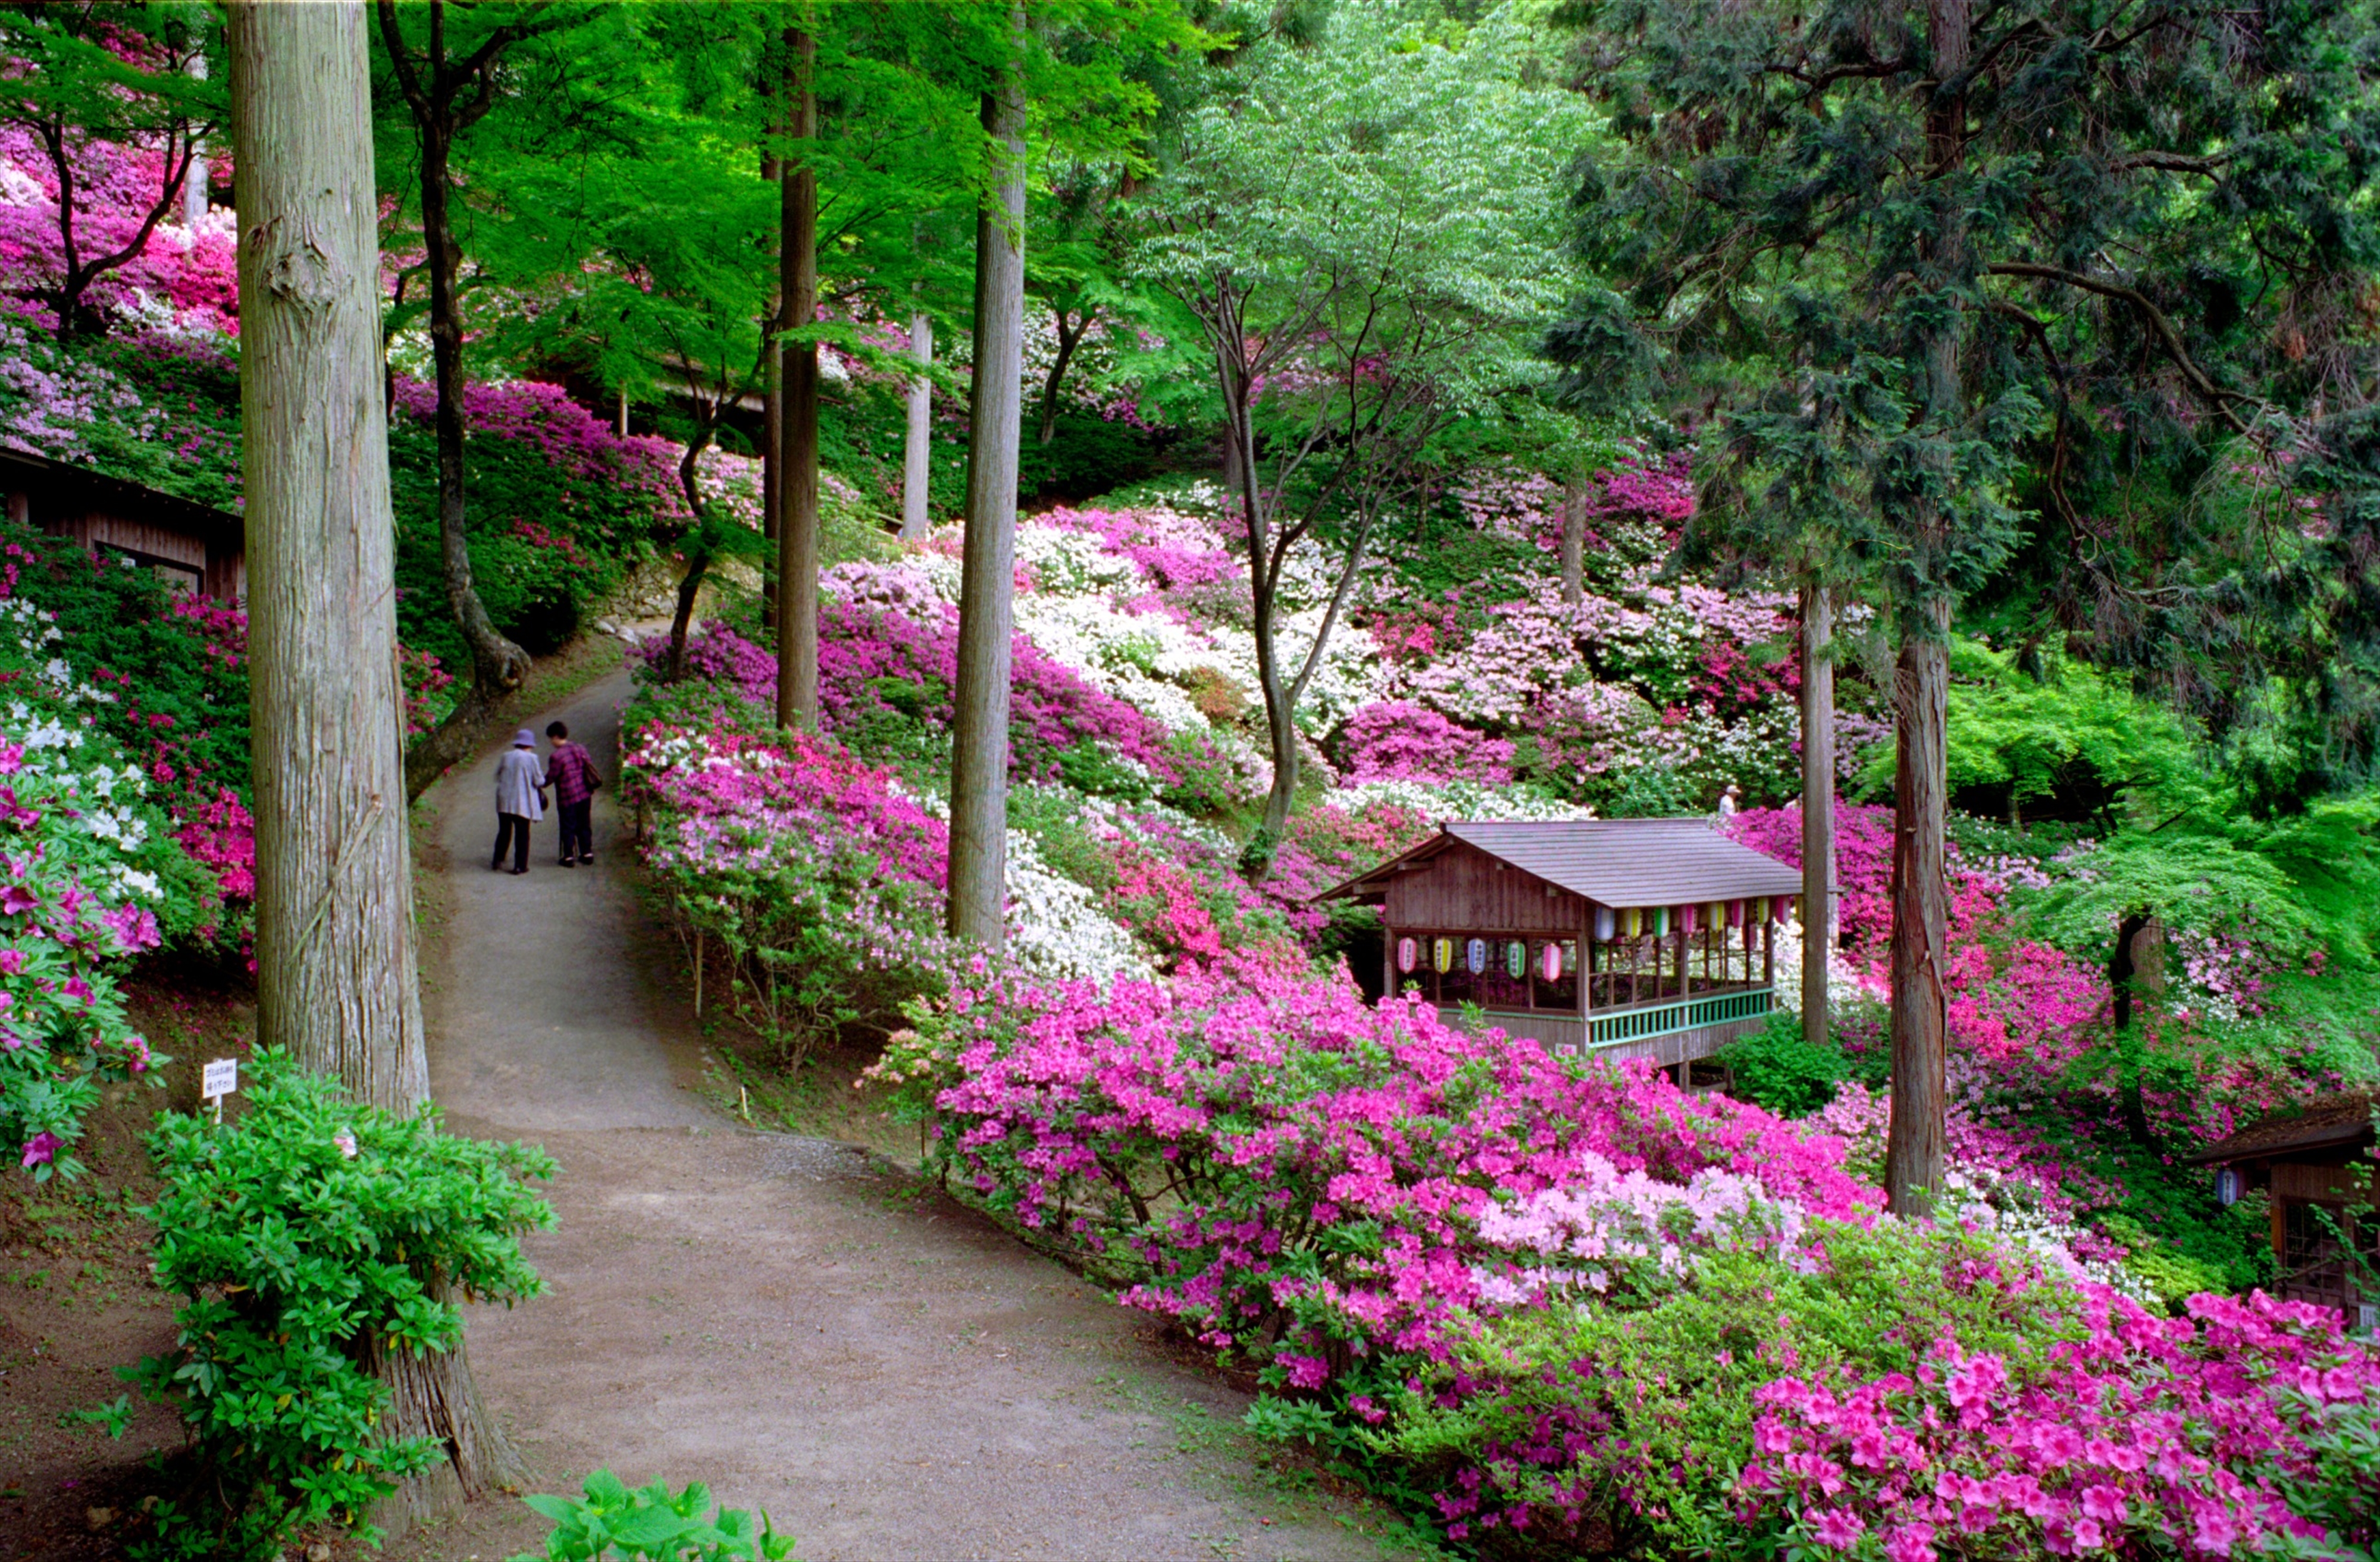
left=409, top=661, right=1420, bottom=1562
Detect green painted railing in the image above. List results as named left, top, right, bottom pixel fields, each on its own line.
left=1586, top=987, right=1774, bottom=1049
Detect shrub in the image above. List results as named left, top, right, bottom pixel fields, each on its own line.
left=95, top=1053, right=555, bottom=1560
left=511, top=1472, right=798, bottom=1561
left=1717, top=1012, right=1847, bottom=1117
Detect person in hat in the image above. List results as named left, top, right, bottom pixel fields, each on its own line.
left=1717, top=781, right=1743, bottom=821
left=492, top=728, right=547, bottom=876
left=544, top=719, right=602, bottom=867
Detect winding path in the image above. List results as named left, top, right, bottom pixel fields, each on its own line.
left=403, top=664, right=1412, bottom=1562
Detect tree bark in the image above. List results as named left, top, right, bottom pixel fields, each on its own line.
left=230, top=0, right=525, bottom=1523
left=776, top=25, right=820, bottom=729
left=900, top=308, right=934, bottom=539
left=1559, top=478, right=1585, bottom=610
left=945, top=20, right=1027, bottom=950
left=1036, top=305, right=1091, bottom=444
left=1883, top=0, right=1971, bottom=1220
left=1799, top=581, right=1834, bottom=1052
left=1884, top=623, right=1949, bottom=1215
left=759, top=85, right=781, bottom=637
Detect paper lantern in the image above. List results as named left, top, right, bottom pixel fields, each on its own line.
left=1396, top=936, right=1418, bottom=974
left=1652, top=906, right=1671, bottom=937
left=1434, top=936, right=1454, bottom=974
left=1505, top=940, right=1527, bottom=980
left=1708, top=901, right=1726, bottom=929
left=1755, top=896, right=1771, bottom=924
left=1728, top=898, right=1747, bottom=929
left=1539, top=942, right=1563, bottom=983
left=1465, top=937, right=1488, bottom=975
left=1679, top=904, right=1699, bottom=936
left=1621, top=907, right=1642, bottom=937
left=1593, top=905, right=1615, bottom=942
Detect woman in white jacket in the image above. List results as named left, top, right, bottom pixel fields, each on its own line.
left=491, top=728, right=547, bottom=875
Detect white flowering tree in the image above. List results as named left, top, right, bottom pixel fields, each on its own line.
left=1131, top=2, right=1594, bottom=849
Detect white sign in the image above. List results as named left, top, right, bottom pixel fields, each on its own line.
left=201, top=1058, right=238, bottom=1100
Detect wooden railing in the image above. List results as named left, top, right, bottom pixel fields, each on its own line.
left=1586, top=987, right=1774, bottom=1049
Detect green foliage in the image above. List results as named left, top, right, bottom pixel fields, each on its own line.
left=1, top=519, right=250, bottom=811
left=388, top=420, right=652, bottom=666
left=511, top=1471, right=798, bottom=1562
left=1865, top=638, right=2215, bottom=821
left=1382, top=1219, right=2073, bottom=1556
left=1715, top=1012, right=1844, bottom=1117
left=102, top=1053, right=556, bottom=1560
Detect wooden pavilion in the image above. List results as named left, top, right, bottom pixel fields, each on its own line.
left=1315, top=818, right=1807, bottom=1069
left=2187, top=1092, right=2377, bottom=1329
left=2, top=445, right=245, bottom=601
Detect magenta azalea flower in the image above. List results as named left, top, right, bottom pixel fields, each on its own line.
left=20, top=1131, right=60, bottom=1169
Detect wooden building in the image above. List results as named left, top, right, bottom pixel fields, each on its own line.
left=2188, top=1093, right=2377, bottom=1329
left=1316, top=818, right=1807, bottom=1068
left=1, top=445, right=245, bottom=601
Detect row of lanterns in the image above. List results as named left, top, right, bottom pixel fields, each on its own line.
left=1397, top=935, right=1570, bottom=981
left=1392, top=896, right=1799, bottom=980
left=1591, top=896, right=1793, bottom=942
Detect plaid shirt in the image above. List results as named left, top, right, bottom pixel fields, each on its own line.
left=546, top=741, right=599, bottom=806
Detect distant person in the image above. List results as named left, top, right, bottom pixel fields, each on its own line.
left=492, top=728, right=546, bottom=876
left=544, top=719, right=602, bottom=867
left=1717, top=782, right=1742, bottom=822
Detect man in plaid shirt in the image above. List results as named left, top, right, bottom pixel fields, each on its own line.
left=544, top=720, right=602, bottom=867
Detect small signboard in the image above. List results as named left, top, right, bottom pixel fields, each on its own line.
left=2214, top=1166, right=2243, bottom=1207
left=201, top=1057, right=237, bottom=1102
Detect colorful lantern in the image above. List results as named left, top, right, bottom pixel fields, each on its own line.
left=1466, top=937, right=1488, bottom=975
left=1539, top=942, right=1563, bottom=983
left=1593, top=905, right=1615, bottom=942
left=1755, top=896, right=1771, bottom=924
left=1652, top=905, right=1671, bottom=937
left=1622, top=907, right=1642, bottom=937
left=1679, top=904, right=1699, bottom=936
left=1396, top=936, right=1418, bottom=974
left=1434, top=936, right=1454, bottom=974
left=1708, top=901, right=1726, bottom=929
left=1728, top=898, right=1746, bottom=929
left=1505, top=940, right=1527, bottom=980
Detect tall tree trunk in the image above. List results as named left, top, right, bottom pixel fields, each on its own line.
left=1884, top=0, right=1969, bottom=1218
left=668, top=435, right=715, bottom=680
left=945, top=20, right=1027, bottom=949
left=1225, top=340, right=1298, bottom=845
left=1036, top=305, right=1089, bottom=445
left=759, top=142, right=780, bottom=637
left=378, top=0, right=532, bottom=801
left=1559, top=478, right=1585, bottom=609
left=228, top=0, right=524, bottom=1525
left=1799, top=581, right=1834, bottom=1051
left=776, top=26, right=820, bottom=728
left=901, top=307, right=934, bottom=539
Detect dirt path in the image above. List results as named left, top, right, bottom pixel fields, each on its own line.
left=405, top=668, right=1421, bottom=1562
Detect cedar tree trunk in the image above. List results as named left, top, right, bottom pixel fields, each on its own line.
left=228, top=0, right=525, bottom=1523
left=1559, top=478, right=1585, bottom=609
left=1883, top=0, right=1969, bottom=1218
left=901, top=308, right=934, bottom=540
left=1799, top=581, right=1834, bottom=1049
left=945, top=20, right=1027, bottom=949
left=776, top=25, right=821, bottom=728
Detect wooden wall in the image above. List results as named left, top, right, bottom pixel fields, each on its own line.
left=1384, top=839, right=1587, bottom=934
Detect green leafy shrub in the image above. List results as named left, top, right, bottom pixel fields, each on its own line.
left=509, top=1472, right=799, bottom=1561
left=96, top=1053, right=556, bottom=1560
left=1715, top=1012, right=1846, bottom=1116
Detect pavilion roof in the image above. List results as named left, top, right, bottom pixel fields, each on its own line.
left=1313, top=817, right=1808, bottom=908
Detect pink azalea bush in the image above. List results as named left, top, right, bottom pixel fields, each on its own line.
left=622, top=684, right=951, bottom=1052
left=1333, top=700, right=1516, bottom=786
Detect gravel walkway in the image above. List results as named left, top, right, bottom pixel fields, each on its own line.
left=402, top=667, right=1421, bottom=1562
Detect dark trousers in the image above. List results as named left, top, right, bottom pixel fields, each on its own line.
left=493, top=812, right=531, bottom=872
left=558, top=799, right=593, bottom=862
